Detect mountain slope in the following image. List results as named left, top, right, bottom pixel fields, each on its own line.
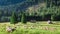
left=0, top=0, right=45, bottom=13
left=0, top=0, right=26, bottom=6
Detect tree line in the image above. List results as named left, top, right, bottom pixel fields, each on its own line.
left=0, top=0, right=60, bottom=22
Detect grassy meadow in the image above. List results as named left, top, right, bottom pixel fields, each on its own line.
left=0, top=21, right=60, bottom=34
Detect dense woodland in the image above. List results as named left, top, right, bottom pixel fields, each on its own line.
left=0, top=0, right=60, bottom=22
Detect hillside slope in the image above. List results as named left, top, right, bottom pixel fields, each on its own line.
left=0, top=0, right=44, bottom=11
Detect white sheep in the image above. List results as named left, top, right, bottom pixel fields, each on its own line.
left=6, top=26, right=16, bottom=33
left=6, top=26, right=12, bottom=32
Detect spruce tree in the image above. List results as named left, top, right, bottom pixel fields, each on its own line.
left=10, top=12, right=18, bottom=24
left=21, top=13, right=27, bottom=23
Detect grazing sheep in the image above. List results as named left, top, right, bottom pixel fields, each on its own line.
left=6, top=26, right=12, bottom=32
left=6, top=26, right=16, bottom=33
left=30, top=20, right=36, bottom=23
left=47, top=20, right=52, bottom=24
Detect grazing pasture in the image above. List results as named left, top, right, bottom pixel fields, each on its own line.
left=0, top=21, right=60, bottom=34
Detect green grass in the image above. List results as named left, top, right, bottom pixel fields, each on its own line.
left=0, top=21, right=60, bottom=34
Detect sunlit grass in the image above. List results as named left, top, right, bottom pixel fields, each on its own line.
left=0, top=21, right=60, bottom=34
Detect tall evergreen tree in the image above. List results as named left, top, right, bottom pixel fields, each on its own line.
left=21, top=12, right=27, bottom=23
left=10, top=12, right=18, bottom=24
